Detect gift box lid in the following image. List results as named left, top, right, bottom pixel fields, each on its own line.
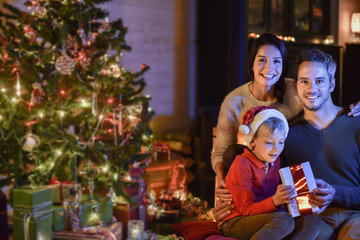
left=13, top=186, right=52, bottom=210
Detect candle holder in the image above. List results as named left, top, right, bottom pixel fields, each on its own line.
left=63, top=183, right=82, bottom=232
left=128, top=220, right=144, bottom=240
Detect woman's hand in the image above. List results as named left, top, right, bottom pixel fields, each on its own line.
left=213, top=196, right=233, bottom=228
left=348, top=101, right=360, bottom=117
left=213, top=186, right=233, bottom=228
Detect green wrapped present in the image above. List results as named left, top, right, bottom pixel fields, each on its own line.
left=13, top=186, right=52, bottom=210
left=53, top=196, right=113, bottom=231
left=52, top=205, right=71, bottom=232
left=79, top=197, right=113, bottom=227
left=13, top=186, right=53, bottom=240
left=45, top=184, right=72, bottom=204
left=46, top=178, right=80, bottom=204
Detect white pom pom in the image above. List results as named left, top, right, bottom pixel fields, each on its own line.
left=239, top=125, right=250, bottom=135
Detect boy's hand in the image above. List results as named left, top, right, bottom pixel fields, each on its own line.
left=272, top=185, right=295, bottom=207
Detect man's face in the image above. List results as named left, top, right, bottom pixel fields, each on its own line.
left=296, top=61, right=335, bottom=111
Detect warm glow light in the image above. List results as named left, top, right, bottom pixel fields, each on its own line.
left=81, top=99, right=87, bottom=106
left=351, top=13, right=360, bottom=33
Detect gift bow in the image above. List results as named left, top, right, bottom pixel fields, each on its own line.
left=290, top=164, right=313, bottom=215
left=153, top=141, right=171, bottom=152
left=49, top=177, right=74, bottom=203
left=49, top=177, right=73, bottom=185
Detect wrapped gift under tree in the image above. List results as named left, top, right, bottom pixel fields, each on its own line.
left=52, top=221, right=123, bottom=240
left=113, top=164, right=147, bottom=240
left=12, top=186, right=53, bottom=240
left=53, top=195, right=113, bottom=232
left=47, top=178, right=75, bottom=204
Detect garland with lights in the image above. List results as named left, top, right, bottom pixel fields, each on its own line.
left=0, top=0, right=154, bottom=198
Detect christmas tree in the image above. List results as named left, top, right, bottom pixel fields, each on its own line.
left=0, top=0, right=153, bottom=197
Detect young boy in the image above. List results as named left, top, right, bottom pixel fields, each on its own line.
left=221, top=106, right=319, bottom=240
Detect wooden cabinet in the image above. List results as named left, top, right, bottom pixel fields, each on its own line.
left=249, top=0, right=333, bottom=43
left=342, top=44, right=360, bottom=107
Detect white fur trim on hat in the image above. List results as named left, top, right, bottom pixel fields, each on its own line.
left=240, top=109, right=289, bottom=147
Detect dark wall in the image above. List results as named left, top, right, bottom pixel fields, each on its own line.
left=195, top=0, right=248, bottom=206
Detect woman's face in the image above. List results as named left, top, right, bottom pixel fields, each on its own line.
left=252, top=44, right=283, bottom=88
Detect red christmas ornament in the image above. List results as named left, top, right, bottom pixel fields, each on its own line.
left=141, top=63, right=147, bottom=70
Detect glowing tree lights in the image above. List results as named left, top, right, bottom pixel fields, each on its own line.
left=0, top=0, right=153, bottom=197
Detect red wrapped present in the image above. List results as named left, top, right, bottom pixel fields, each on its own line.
left=151, top=141, right=171, bottom=162
left=0, top=190, right=9, bottom=240
left=279, top=161, right=319, bottom=217
left=113, top=201, right=146, bottom=240
left=143, top=155, right=187, bottom=199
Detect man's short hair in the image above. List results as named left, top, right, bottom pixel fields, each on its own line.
left=294, top=48, right=336, bottom=81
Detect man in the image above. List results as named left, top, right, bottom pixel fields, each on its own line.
left=214, top=48, right=360, bottom=239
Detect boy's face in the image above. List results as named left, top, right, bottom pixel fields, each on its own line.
left=250, top=129, right=286, bottom=163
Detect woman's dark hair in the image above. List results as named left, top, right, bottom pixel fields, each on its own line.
left=248, top=33, right=288, bottom=103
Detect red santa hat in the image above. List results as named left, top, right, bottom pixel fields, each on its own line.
left=239, top=106, right=289, bottom=147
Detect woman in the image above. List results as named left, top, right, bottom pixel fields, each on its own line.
left=212, top=33, right=360, bottom=189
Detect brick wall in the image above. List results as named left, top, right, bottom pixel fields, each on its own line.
left=5, top=0, right=197, bottom=132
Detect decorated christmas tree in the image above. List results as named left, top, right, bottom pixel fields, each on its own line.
left=0, top=0, right=153, bottom=198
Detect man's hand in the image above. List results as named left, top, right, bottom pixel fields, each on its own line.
left=309, top=179, right=336, bottom=214
left=348, top=101, right=360, bottom=117
left=212, top=199, right=233, bottom=228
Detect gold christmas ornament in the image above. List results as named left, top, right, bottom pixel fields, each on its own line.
left=55, top=52, right=75, bottom=75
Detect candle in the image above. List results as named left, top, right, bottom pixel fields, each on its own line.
left=128, top=220, right=144, bottom=240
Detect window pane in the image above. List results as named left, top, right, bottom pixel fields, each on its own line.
left=271, top=0, right=285, bottom=30
left=294, top=0, right=309, bottom=31
left=312, top=0, right=324, bottom=32
left=249, top=0, right=265, bottom=26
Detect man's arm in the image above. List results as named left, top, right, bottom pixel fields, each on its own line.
left=330, top=185, right=360, bottom=209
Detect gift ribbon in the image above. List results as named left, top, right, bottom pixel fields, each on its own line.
left=14, top=200, right=52, bottom=212
left=49, top=177, right=73, bottom=203
left=290, top=164, right=313, bottom=215
left=13, top=202, right=52, bottom=240
left=152, top=141, right=171, bottom=161
left=145, top=157, right=187, bottom=194
left=23, top=210, right=52, bottom=240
